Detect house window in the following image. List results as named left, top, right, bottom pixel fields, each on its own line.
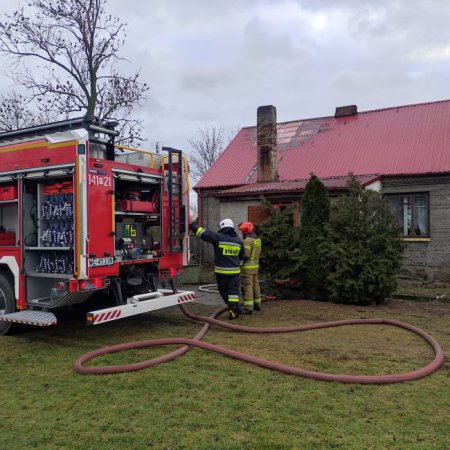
left=248, top=202, right=300, bottom=226
left=248, top=206, right=270, bottom=224
left=386, top=193, right=429, bottom=237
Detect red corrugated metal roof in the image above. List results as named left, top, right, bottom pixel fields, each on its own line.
left=215, top=175, right=379, bottom=197
left=195, top=99, right=450, bottom=190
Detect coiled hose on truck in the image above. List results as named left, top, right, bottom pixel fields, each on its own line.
left=74, top=288, right=444, bottom=384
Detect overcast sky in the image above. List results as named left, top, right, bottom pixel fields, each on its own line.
left=2, top=0, right=450, bottom=159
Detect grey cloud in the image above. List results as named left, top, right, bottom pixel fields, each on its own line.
left=2, top=0, right=450, bottom=161
left=179, top=70, right=233, bottom=94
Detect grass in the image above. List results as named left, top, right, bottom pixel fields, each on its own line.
left=1, top=294, right=449, bottom=449
left=394, top=287, right=450, bottom=303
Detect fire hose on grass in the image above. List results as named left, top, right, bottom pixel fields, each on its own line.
left=74, top=285, right=444, bottom=384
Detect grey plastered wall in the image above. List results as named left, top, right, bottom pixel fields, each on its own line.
left=382, top=175, right=450, bottom=281
left=219, top=199, right=262, bottom=229
left=197, top=193, right=220, bottom=281
left=200, top=195, right=261, bottom=237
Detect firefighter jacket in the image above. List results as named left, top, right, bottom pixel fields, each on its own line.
left=242, top=232, right=261, bottom=274
left=190, top=222, right=245, bottom=275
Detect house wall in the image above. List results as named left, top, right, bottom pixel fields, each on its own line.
left=196, top=194, right=219, bottom=282
left=382, top=175, right=450, bottom=282
left=219, top=199, right=262, bottom=228
left=197, top=175, right=450, bottom=284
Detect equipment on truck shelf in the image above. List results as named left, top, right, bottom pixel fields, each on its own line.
left=0, top=117, right=194, bottom=334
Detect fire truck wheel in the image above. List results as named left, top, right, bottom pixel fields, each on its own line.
left=111, top=278, right=125, bottom=306
left=0, top=272, right=15, bottom=335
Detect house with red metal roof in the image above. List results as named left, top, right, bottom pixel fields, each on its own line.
left=194, top=100, right=450, bottom=283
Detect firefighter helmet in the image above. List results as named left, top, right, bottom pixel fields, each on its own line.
left=219, top=218, right=234, bottom=229
left=239, top=221, right=254, bottom=234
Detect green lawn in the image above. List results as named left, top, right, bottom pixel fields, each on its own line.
left=1, top=297, right=449, bottom=449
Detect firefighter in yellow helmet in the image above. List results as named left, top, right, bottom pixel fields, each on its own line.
left=239, top=221, right=262, bottom=313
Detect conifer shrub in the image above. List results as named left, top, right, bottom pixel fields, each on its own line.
left=256, top=197, right=302, bottom=283
left=321, top=177, right=404, bottom=305
left=298, top=174, right=330, bottom=300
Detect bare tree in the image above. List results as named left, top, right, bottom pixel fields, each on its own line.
left=0, top=92, right=50, bottom=131
left=188, top=126, right=225, bottom=181
left=0, top=0, right=149, bottom=143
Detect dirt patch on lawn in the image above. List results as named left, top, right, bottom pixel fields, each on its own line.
left=368, top=297, right=450, bottom=319
left=263, top=296, right=450, bottom=322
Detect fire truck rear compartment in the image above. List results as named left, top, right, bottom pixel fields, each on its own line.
left=22, top=174, right=76, bottom=305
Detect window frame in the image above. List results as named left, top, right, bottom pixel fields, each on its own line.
left=248, top=201, right=300, bottom=226
left=385, top=192, right=430, bottom=238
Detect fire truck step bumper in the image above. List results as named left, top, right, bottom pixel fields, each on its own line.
left=87, top=289, right=196, bottom=325
left=0, top=310, right=57, bottom=327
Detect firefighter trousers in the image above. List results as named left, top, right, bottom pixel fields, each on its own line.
left=241, top=270, right=261, bottom=310
left=216, top=274, right=241, bottom=311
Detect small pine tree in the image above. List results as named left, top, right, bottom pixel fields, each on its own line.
left=256, top=197, right=302, bottom=282
left=322, top=177, right=404, bottom=305
left=298, top=174, right=330, bottom=300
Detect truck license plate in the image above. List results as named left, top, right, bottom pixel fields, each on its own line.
left=89, top=257, right=114, bottom=267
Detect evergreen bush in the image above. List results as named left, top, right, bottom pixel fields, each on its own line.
left=256, top=197, right=302, bottom=283
left=322, top=177, right=404, bottom=305
left=298, top=174, right=330, bottom=300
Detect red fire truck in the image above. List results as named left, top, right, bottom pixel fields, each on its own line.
left=0, top=117, right=194, bottom=334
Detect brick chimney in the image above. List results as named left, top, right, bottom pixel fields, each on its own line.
left=335, top=105, right=357, bottom=118
left=257, top=105, right=278, bottom=183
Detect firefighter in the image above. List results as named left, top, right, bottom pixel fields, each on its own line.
left=190, top=218, right=245, bottom=320
left=239, top=221, right=262, bottom=313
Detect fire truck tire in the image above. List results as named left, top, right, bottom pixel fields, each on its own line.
left=111, top=278, right=125, bottom=306
left=0, top=272, right=15, bottom=335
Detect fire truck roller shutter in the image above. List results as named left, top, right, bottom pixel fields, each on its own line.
left=22, top=166, right=74, bottom=179
left=112, top=170, right=162, bottom=184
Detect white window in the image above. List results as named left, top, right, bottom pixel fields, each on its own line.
left=387, top=193, right=429, bottom=237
